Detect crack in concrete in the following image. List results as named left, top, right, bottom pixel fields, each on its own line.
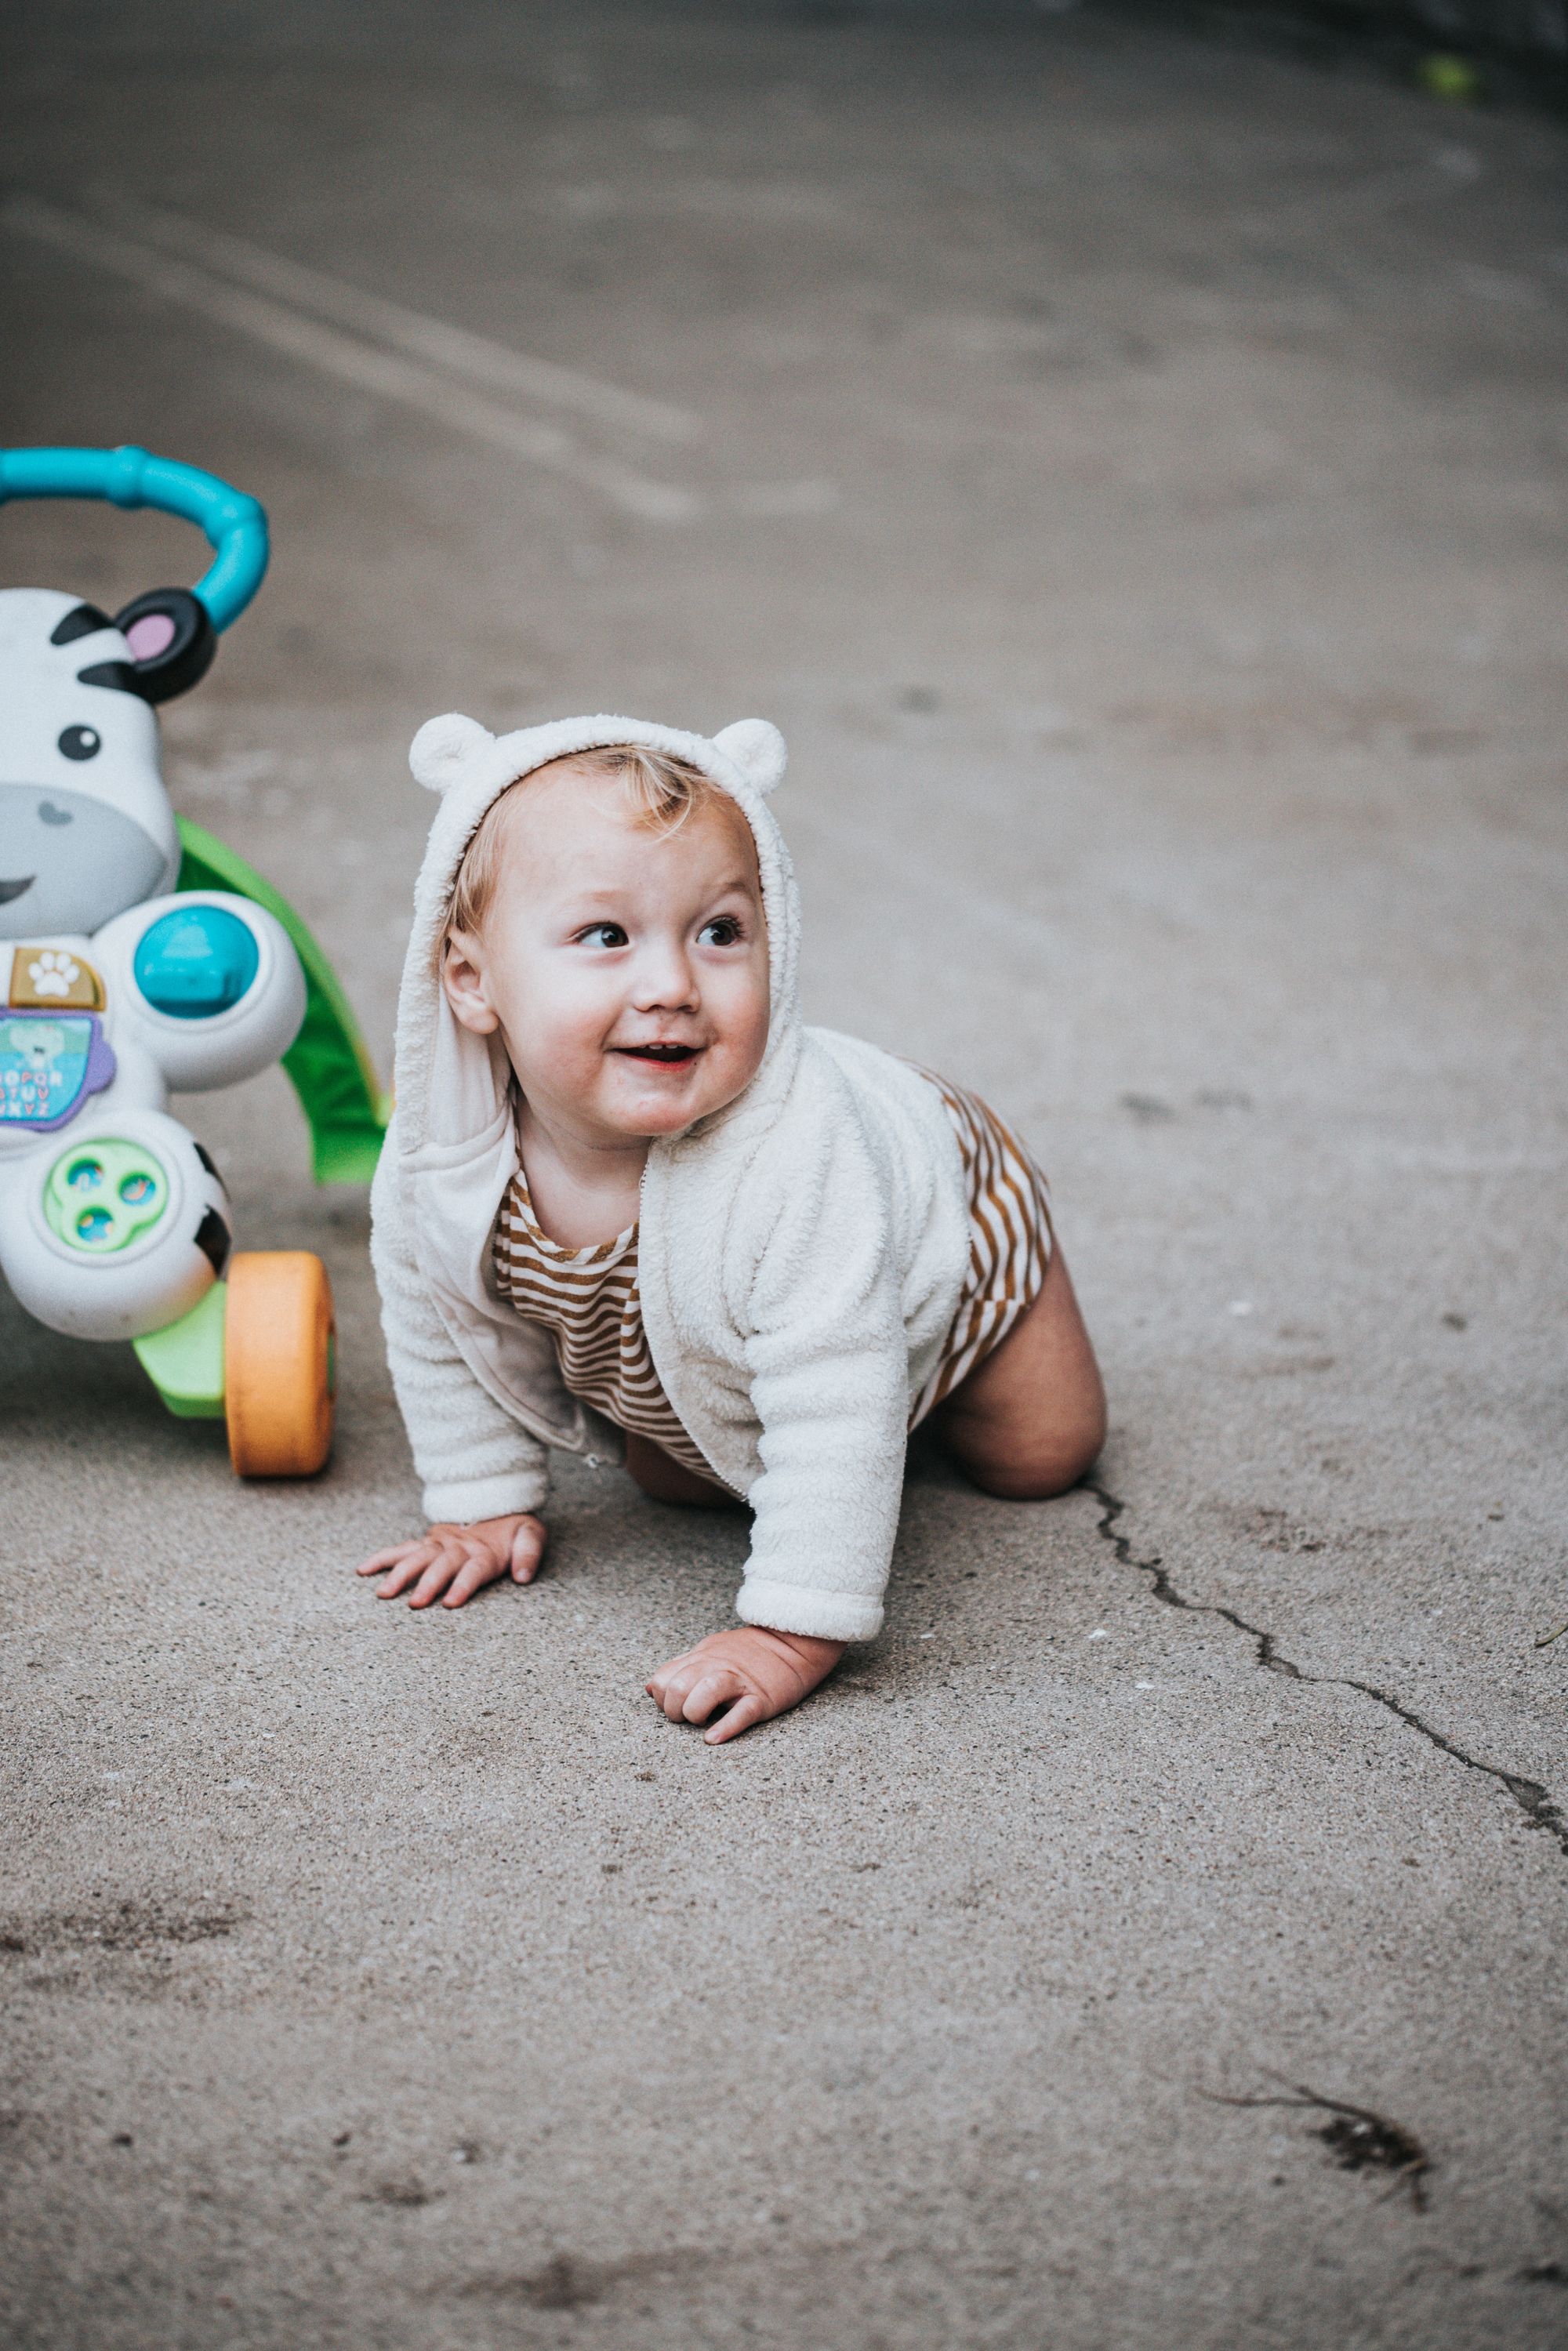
left=1083, top=1483, right=1568, bottom=1861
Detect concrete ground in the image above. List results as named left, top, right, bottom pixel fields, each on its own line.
left=2, top=5, right=1566, bottom=2345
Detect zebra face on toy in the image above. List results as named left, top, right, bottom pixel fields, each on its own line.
left=0, top=582, right=215, bottom=939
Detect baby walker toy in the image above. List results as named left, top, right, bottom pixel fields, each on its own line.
left=0, top=444, right=387, bottom=1475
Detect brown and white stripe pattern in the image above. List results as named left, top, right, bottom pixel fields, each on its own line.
left=492, top=1070, right=1051, bottom=1470
left=906, top=1071, right=1053, bottom=1428
left=492, top=1177, right=718, bottom=1478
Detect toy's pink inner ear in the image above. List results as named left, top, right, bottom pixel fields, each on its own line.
left=125, top=611, right=177, bottom=661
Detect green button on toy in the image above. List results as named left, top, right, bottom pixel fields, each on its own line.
left=44, top=1138, right=169, bottom=1253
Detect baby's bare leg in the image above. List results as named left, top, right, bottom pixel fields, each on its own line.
left=624, top=1431, right=739, bottom=1509
left=931, top=1243, right=1107, bottom=1500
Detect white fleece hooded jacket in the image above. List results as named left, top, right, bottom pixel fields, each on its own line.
left=369, top=709, right=971, bottom=1642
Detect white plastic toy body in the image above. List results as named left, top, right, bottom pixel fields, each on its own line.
left=0, top=586, right=306, bottom=1343
left=0, top=445, right=365, bottom=1478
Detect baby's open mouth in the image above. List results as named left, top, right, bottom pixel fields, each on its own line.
left=616, top=1042, right=700, bottom=1064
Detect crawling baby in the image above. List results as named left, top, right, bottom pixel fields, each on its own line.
left=359, top=713, right=1105, bottom=1740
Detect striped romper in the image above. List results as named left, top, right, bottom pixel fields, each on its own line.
left=492, top=1072, right=1053, bottom=1485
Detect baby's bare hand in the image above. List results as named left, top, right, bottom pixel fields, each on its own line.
left=354, top=1514, right=546, bottom=1609
left=645, top=1627, right=845, bottom=1745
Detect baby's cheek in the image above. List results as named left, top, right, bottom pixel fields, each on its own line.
left=509, top=1008, right=609, bottom=1104
left=729, top=971, right=771, bottom=1071
left=523, top=978, right=617, bottom=1061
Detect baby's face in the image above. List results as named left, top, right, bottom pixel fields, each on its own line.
left=444, top=761, right=771, bottom=1144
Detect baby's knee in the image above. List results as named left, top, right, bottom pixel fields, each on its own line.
left=964, top=1453, right=1089, bottom=1503
left=955, top=1408, right=1106, bottom=1504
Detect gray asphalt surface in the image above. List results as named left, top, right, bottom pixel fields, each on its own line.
left=3, top=6, right=1566, bottom=2346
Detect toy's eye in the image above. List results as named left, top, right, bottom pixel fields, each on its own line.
left=38, top=800, right=74, bottom=826
left=57, top=725, right=101, bottom=761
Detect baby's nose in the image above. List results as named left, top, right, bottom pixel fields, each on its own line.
left=631, top=941, right=696, bottom=1007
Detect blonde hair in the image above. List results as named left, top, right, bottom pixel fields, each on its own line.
left=445, top=743, right=721, bottom=949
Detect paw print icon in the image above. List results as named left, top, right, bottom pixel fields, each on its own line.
left=9, top=945, right=103, bottom=1011
left=28, top=949, right=81, bottom=999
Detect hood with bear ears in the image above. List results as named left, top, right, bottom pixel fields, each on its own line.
left=390, top=709, right=799, bottom=1159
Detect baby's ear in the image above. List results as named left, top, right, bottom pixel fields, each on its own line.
left=410, top=712, right=495, bottom=794
left=713, top=718, right=786, bottom=797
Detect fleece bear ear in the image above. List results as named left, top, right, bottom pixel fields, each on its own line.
left=409, top=712, right=496, bottom=794
left=713, top=718, right=786, bottom=798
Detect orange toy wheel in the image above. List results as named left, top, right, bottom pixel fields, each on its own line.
left=223, top=1251, right=336, bottom=1478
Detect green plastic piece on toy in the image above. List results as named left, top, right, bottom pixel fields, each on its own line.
left=174, top=817, right=390, bottom=1184
left=45, top=1137, right=169, bottom=1252
left=133, top=1278, right=228, bottom=1419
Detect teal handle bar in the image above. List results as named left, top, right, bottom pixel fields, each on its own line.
left=0, top=443, right=268, bottom=632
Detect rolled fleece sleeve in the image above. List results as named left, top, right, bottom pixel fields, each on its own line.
left=369, top=1138, right=551, bottom=1525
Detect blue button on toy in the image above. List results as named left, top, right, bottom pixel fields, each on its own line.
left=133, top=905, right=260, bottom=1018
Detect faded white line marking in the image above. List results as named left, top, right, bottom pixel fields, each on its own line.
left=95, top=190, right=701, bottom=445
left=3, top=195, right=700, bottom=522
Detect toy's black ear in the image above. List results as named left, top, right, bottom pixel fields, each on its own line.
left=111, top=587, right=217, bottom=704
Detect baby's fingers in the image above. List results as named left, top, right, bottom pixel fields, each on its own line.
left=644, top=1652, right=696, bottom=1710
left=356, top=1540, right=426, bottom=1578
left=644, top=1661, right=705, bottom=1720
left=509, top=1520, right=547, bottom=1584
left=371, top=1546, right=446, bottom=1598
left=704, top=1690, right=771, bottom=1745
left=679, top=1668, right=747, bottom=1725
left=439, top=1544, right=510, bottom=1609
left=405, top=1546, right=470, bottom=1609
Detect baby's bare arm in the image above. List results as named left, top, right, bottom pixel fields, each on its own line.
left=646, top=1626, right=844, bottom=1744
left=355, top=1514, right=546, bottom=1609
